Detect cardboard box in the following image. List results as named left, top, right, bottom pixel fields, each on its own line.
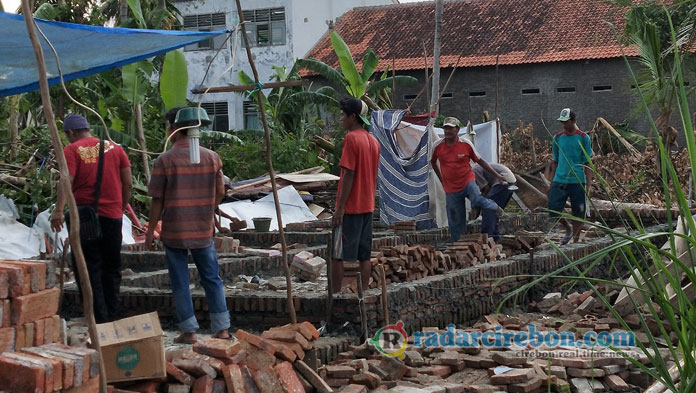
left=97, top=312, right=166, bottom=382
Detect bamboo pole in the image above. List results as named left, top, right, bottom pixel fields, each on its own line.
left=135, top=104, right=151, bottom=183
left=235, top=0, right=296, bottom=324
left=20, top=2, right=108, bottom=392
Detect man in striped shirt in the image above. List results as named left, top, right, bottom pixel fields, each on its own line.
left=146, top=107, right=230, bottom=343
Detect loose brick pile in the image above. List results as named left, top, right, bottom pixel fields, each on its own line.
left=0, top=259, right=62, bottom=352
left=356, top=232, right=543, bottom=291
left=322, top=310, right=672, bottom=393
left=112, top=322, right=325, bottom=393
left=0, top=343, right=100, bottom=393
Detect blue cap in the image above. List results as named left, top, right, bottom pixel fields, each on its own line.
left=63, top=114, right=90, bottom=131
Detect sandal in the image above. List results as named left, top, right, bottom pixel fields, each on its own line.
left=212, top=330, right=232, bottom=340
left=173, top=333, right=198, bottom=344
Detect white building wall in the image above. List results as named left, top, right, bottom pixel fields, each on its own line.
left=176, top=0, right=395, bottom=130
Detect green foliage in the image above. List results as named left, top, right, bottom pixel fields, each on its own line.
left=237, top=63, right=339, bottom=140
left=160, top=50, right=189, bottom=110
left=500, top=7, right=696, bottom=392
left=216, top=132, right=327, bottom=181
left=297, top=31, right=418, bottom=109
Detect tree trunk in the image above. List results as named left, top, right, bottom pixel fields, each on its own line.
left=430, top=0, right=443, bottom=115
left=119, top=0, right=129, bottom=22
left=655, top=108, right=673, bottom=175
left=21, top=2, right=108, bottom=392
left=8, top=97, right=19, bottom=161
left=135, top=104, right=151, bottom=183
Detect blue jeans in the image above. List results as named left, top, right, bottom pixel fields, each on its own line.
left=165, top=241, right=230, bottom=333
left=446, top=181, right=499, bottom=243
left=481, top=183, right=515, bottom=241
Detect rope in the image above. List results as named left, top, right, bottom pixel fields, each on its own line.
left=246, top=81, right=264, bottom=98
left=33, top=19, right=241, bottom=156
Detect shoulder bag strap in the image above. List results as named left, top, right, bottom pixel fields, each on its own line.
left=93, top=138, right=105, bottom=211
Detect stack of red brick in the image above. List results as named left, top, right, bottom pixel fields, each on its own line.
left=0, top=343, right=100, bottom=393
left=111, top=322, right=326, bottom=393
left=0, top=259, right=101, bottom=392
left=0, top=259, right=61, bottom=352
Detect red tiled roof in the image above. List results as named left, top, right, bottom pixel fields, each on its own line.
left=304, top=0, right=635, bottom=72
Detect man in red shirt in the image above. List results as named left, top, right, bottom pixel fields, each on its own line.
left=431, top=117, right=505, bottom=243
left=331, top=98, right=380, bottom=294
left=51, top=114, right=132, bottom=323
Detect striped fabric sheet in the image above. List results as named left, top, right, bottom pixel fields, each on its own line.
left=371, top=110, right=436, bottom=229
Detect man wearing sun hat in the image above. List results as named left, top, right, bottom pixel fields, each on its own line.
left=331, top=97, right=380, bottom=294
left=549, top=108, right=593, bottom=245
left=431, top=116, right=506, bottom=244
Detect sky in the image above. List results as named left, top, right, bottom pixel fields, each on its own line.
left=2, top=0, right=19, bottom=13
left=1, top=0, right=431, bottom=14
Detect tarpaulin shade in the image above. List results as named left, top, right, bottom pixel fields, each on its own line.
left=0, top=11, right=228, bottom=97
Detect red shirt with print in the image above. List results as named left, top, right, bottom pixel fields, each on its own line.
left=432, top=139, right=479, bottom=193
left=336, top=129, right=381, bottom=214
left=64, top=137, right=131, bottom=219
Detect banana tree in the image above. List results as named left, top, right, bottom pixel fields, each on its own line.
left=297, top=31, right=417, bottom=109
left=238, top=63, right=340, bottom=139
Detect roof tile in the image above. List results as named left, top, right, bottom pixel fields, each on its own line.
left=303, top=0, right=634, bottom=73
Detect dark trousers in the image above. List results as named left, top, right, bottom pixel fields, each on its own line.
left=71, top=216, right=123, bottom=323
left=481, top=183, right=514, bottom=240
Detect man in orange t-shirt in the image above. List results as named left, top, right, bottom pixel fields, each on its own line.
left=331, top=98, right=380, bottom=294
left=431, top=117, right=505, bottom=243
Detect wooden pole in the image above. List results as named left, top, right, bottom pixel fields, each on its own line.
left=423, top=41, right=430, bottom=114
left=430, top=0, right=443, bottom=115
left=20, top=3, right=108, bottom=392
left=235, top=0, right=297, bottom=324
left=135, top=104, right=151, bottom=183
left=495, top=55, right=501, bottom=161
left=356, top=272, right=369, bottom=342
left=191, top=80, right=309, bottom=94
left=379, top=263, right=389, bottom=325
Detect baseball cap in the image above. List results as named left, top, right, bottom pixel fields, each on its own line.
left=557, top=108, right=576, bottom=121
left=63, top=114, right=90, bottom=131
left=340, top=97, right=371, bottom=126
left=443, top=117, right=461, bottom=128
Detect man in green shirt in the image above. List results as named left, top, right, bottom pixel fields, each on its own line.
left=548, top=108, right=593, bottom=244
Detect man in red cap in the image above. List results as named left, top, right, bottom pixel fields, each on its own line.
left=51, top=114, right=132, bottom=323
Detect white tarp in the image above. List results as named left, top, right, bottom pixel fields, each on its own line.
left=393, top=119, right=501, bottom=228
left=432, top=119, right=501, bottom=163
left=217, top=185, right=316, bottom=231
left=0, top=205, right=134, bottom=259
left=0, top=211, right=43, bottom=259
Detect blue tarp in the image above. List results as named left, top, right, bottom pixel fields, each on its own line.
left=0, top=11, right=228, bottom=97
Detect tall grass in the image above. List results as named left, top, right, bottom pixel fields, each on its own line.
left=500, top=7, right=696, bottom=392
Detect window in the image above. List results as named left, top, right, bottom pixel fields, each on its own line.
left=243, top=101, right=260, bottom=130
left=183, top=13, right=227, bottom=51
left=201, top=102, right=229, bottom=131
left=242, top=7, right=286, bottom=47
left=522, top=88, right=540, bottom=95
left=593, top=85, right=612, bottom=92
left=403, top=94, right=418, bottom=100
left=557, top=87, right=575, bottom=93
left=468, top=91, right=485, bottom=97
left=441, top=92, right=454, bottom=99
